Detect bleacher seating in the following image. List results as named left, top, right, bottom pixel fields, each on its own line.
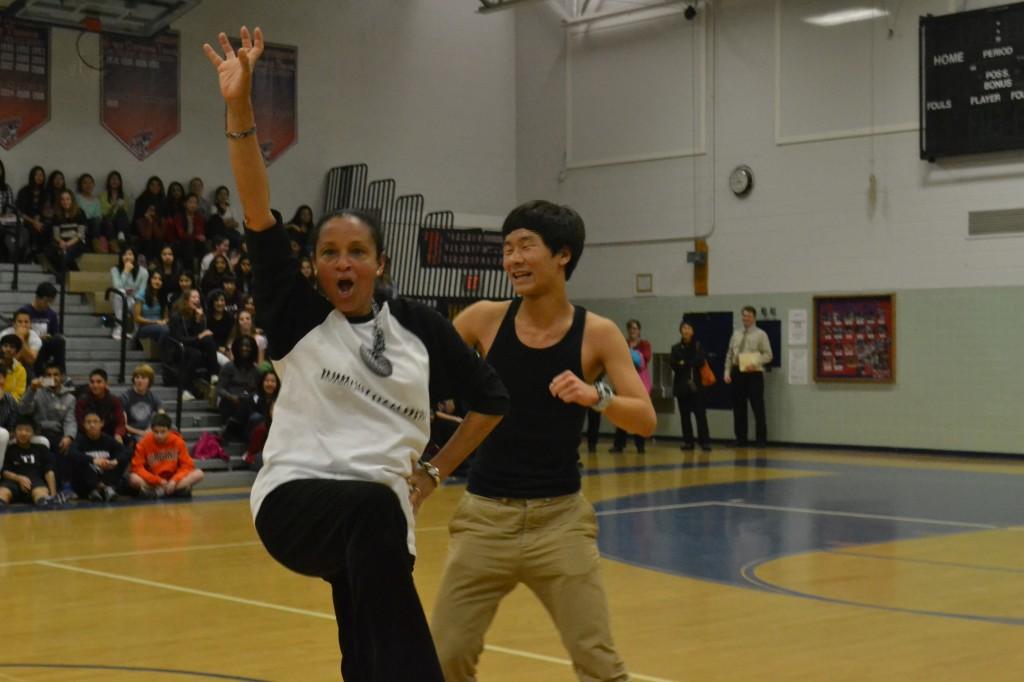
left=1, top=260, right=254, bottom=488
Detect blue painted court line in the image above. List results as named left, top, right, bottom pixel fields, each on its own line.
left=0, top=662, right=269, bottom=681
left=827, top=549, right=1024, bottom=575
left=739, top=553, right=1024, bottom=627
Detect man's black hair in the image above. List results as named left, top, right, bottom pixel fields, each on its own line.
left=35, top=282, right=57, bottom=299
left=501, top=200, right=585, bottom=280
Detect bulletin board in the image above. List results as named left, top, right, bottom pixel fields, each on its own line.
left=813, top=294, right=894, bottom=383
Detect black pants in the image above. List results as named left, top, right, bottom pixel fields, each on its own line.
left=255, top=479, right=442, bottom=682
left=677, top=392, right=710, bottom=446
left=71, top=457, right=127, bottom=497
left=180, top=337, right=219, bottom=393
left=613, top=428, right=645, bottom=453
left=34, top=335, right=66, bottom=375
left=731, top=371, right=766, bottom=444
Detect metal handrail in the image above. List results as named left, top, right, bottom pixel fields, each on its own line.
left=104, top=288, right=130, bottom=384
left=5, top=211, right=21, bottom=291
left=160, top=335, right=186, bottom=431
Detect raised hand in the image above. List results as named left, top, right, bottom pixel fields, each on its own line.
left=202, top=26, right=264, bottom=103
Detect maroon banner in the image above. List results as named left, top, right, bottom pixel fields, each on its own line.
left=0, top=21, right=50, bottom=149
left=101, top=32, right=179, bottom=160
left=232, top=39, right=297, bottom=164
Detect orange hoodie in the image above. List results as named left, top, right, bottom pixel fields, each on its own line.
left=131, top=431, right=195, bottom=486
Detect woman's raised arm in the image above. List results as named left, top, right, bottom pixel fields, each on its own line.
left=202, top=27, right=275, bottom=232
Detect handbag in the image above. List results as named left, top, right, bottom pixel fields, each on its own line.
left=700, top=360, right=717, bottom=387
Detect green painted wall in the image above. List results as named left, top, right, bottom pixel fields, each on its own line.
left=579, top=286, right=1021, bottom=455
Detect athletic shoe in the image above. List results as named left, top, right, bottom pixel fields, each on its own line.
left=102, top=485, right=118, bottom=502
left=680, top=443, right=695, bottom=451
left=700, top=443, right=712, bottom=452
left=608, top=447, right=624, bottom=454
left=111, top=326, right=122, bottom=341
left=181, top=390, right=197, bottom=402
left=88, top=489, right=104, bottom=503
left=139, top=487, right=158, bottom=500
left=173, top=488, right=192, bottom=499
left=36, top=495, right=61, bottom=509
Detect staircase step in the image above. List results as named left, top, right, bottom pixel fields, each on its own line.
left=67, top=271, right=112, bottom=294
left=66, top=349, right=150, bottom=361
left=0, top=271, right=57, bottom=287
left=0, top=263, right=48, bottom=274
left=197, top=469, right=256, bottom=488
left=78, top=253, right=119, bottom=272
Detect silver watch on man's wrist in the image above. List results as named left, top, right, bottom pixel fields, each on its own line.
left=593, top=381, right=615, bottom=412
left=417, top=459, right=442, bottom=487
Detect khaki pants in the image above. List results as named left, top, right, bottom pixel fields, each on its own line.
left=431, top=492, right=628, bottom=682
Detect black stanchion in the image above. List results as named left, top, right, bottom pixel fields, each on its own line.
left=161, top=337, right=186, bottom=431
left=104, top=288, right=129, bottom=385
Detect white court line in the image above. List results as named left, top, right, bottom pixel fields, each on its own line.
left=717, top=502, right=1002, bottom=529
left=0, top=540, right=262, bottom=569
left=595, top=501, right=718, bottom=517
left=37, top=560, right=339, bottom=619
left=36, top=560, right=679, bottom=682
left=0, top=528, right=452, bottom=570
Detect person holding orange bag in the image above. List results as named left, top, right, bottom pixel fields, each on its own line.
left=671, top=321, right=711, bottom=451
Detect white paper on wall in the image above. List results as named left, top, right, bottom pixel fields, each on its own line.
left=788, top=309, right=808, bottom=346
left=788, top=348, right=808, bottom=385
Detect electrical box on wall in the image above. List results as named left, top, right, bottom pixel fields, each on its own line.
left=635, top=273, right=653, bottom=295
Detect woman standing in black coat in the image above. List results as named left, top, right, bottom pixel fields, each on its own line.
left=670, top=321, right=711, bottom=451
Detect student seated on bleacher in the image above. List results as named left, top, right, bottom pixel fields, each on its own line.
left=121, top=363, right=162, bottom=447
left=218, top=336, right=259, bottom=437
left=19, top=363, right=76, bottom=491
left=1, top=333, right=27, bottom=401
left=75, top=369, right=126, bottom=445
left=134, top=271, right=170, bottom=350
left=69, top=411, right=127, bottom=502
left=17, top=282, right=66, bottom=375
left=0, top=415, right=59, bottom=509
left=0, top=310, right=42, bottom=372
left=169, top=289, right=219, bottom=399
left=127, top=412, right=202, bottom=499
left=45, top=190, right=88, bottom=274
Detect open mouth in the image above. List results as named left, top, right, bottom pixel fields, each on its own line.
left=337, top=279, right=355, bottom=295
left=511, top=271, right=531, bottom=283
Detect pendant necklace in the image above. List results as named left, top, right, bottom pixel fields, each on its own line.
left=359, top=300, right=392, bottom=377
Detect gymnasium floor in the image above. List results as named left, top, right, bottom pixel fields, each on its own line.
left=2, top=444, right=1023, bottom=681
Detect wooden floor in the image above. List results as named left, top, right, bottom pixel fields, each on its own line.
left=2, top=444, right=1023, bottom=681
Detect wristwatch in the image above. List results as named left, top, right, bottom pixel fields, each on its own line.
left=593, top=381, right=615, bottom=412
left=417, top=459, right=442, bottom=487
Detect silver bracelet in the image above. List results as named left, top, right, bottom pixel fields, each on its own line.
left=225, top=126, right=257, bottom=140
left=417, top=459, right=442, bottom=487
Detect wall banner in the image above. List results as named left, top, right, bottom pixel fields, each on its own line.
left=0, top=21, right=50, bottom=149
left=101, top=31, right=180, bottom=160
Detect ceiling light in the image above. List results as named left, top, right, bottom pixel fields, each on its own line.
left=804, top=8, right=889, bottom=27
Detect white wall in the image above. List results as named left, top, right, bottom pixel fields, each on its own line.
left=1, top=0, right=516, bottom=222
left=516, top=0, right=1024, bottom=299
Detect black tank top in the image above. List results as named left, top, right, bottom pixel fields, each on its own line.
left=467, top=299, right=587, bottom=498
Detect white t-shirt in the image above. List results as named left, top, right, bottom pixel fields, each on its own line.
left=250, top=307, right=431, bottom=555
left=0, top=327, right=42, bottom=354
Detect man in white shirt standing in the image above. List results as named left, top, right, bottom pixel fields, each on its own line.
left=724, top=306, right=773, bottom=447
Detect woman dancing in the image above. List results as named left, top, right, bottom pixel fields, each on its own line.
left=204, top=26, right=509, bottom=681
